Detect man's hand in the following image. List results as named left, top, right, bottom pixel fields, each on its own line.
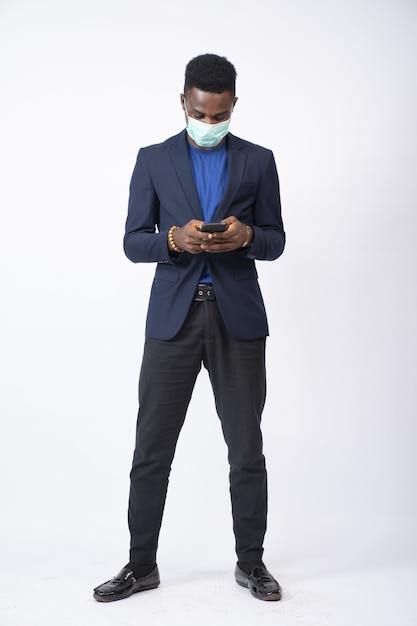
left=200, top=216, right=252, bottom=253
left=170, top=217, right=252, bottom=254
left=170, top=220, right=206, bottom=254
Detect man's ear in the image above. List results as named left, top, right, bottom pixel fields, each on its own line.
left=180, top=93, right=186, bottom=111
left=233, top=97, right=238, bottom=110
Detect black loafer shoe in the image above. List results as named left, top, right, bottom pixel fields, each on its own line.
left=235, top=564, right=282, bottom=601
left=93, top=565, right=160, bottom=602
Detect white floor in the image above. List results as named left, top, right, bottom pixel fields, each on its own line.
left=1, top=526, right=416, bottom=626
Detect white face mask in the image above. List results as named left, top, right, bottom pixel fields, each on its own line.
left=185, top=105, right=231, bottom=148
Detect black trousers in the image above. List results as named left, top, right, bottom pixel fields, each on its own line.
left=128, top=299, right=268, bottom=564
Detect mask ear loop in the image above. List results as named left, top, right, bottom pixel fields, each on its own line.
left=183, top=99, right=191, bottom=123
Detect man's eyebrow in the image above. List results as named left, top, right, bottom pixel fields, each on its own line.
left=191, top=108, right=230, bottom=117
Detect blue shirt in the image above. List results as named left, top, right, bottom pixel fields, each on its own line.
left=188, top=141, right=228, bottom=283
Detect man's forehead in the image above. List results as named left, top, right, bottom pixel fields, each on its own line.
left=186, top=88, right=235, bottom=109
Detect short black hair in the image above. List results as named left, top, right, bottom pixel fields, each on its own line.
left=184, top=53, right=237, bottom=96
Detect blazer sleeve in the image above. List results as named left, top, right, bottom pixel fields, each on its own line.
left=243, top=150, right=285, bottom=261
left=123, top=149, right=175, bottom=264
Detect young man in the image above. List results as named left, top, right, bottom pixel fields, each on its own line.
left=94, top=53, right=285, bottom=603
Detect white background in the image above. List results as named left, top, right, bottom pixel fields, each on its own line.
left=1, top=1, right=416, bottom=624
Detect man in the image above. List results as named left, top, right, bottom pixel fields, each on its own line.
left=93, top=53, right=285, bottom=603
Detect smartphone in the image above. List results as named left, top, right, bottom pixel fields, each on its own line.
left=200, top=222, right=228, bottom=232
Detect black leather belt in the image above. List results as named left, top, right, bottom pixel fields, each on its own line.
left=193, top=283, right=216, bottom=301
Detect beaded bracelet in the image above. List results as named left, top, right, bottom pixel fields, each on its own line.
left=168, top=225, right=183, bottom=253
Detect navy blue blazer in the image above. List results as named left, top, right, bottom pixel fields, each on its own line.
left=124, top=130, right=285, bottom=340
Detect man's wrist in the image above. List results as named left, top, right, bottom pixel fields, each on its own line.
left=168, top=226, right=183, bottom=253
left=241, top=225, right=253, bottom=248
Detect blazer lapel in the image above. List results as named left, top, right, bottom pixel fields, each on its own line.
left=212, top=133, right=246, bottom=222
left=169, top=130, right=203, bottom=220
left=168, top=131, right=246, bottom=222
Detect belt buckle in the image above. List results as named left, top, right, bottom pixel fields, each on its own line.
left=195, top=283, right=215, bottom=301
